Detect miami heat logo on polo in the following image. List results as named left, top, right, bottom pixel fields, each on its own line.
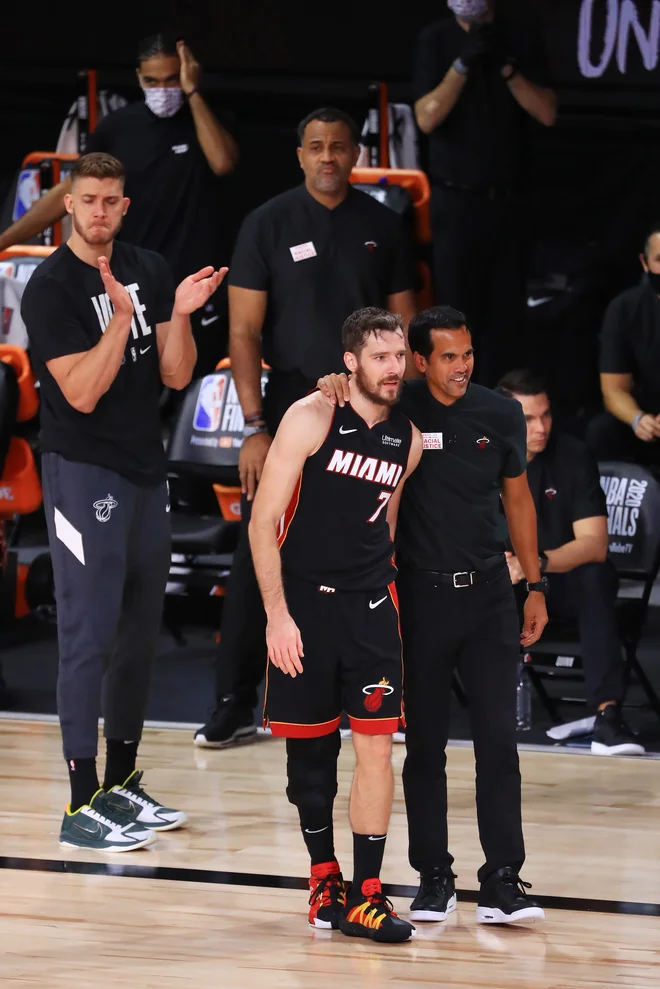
left=545, top=487, right=557, bottom=500
left=363, top=677, right=394, bottom=713
left=93, top=494, right=118, bottom=523
left=476, top=436, right=490, bottom=449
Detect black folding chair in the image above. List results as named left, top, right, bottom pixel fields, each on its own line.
left=525, top=461, right=660, bottom=725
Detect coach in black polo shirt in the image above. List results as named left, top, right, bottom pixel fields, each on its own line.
left=588, top=223, right=660, bottom=467
left=319, top=305, right=547, bottom=925
left=412, top=0, right=556, bottom=384
left=194, top=107, right=416, bottom=748
left=499, top=370, right=644, bottom=756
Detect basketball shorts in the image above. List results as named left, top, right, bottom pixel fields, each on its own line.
left=264, top=575, right=404, bottom=738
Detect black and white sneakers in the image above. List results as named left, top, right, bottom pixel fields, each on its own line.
left=476, top=867, right=545, bottom=925
left=591, top=705, right=646, bottom=756
left=194, top=697, right=257, bottom=749
left=409, top=868, right=457, bottom=922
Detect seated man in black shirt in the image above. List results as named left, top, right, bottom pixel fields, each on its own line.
left=412, top=0, right=556, bottom=385
left=498, top=369, right=645, bottom=755
left=587, top=223, right=660, bottom=467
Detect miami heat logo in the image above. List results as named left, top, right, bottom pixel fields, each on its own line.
left=545, top=487, right=557, bottom=500
left=363, top=677, right=394, bottom=713
left=476, top=436, right=490, bottom=449
left=93, top=494, right=118, bottom=523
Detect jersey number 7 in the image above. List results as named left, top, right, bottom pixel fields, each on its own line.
left=368, top=491, right=392, bottom=523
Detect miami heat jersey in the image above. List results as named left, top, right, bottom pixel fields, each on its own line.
left=279, top=403, right=413, bottom=590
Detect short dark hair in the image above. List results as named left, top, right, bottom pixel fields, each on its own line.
left=407, top=306, right=468, bottom=359
left=341, top=307, right=402, bottom=355
left=497, top=368, right=548, bottom=399
left=297, top=107, right=361, bottom=146
left=137, top=32, right=179, bottom=64
left=643, top=223, right=660, bottom=258
left=71, top=152, right=125, bottom=185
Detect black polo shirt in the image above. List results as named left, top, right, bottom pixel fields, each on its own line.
left=525, top=433, right=606, bottom=553
left=88, top=101, right=232, bottom=283
left=227, top=184, right=415, bottom=380
left=413, top=17, right=550, bottom=189
left=600, top=277, right=660, bottom=415
left=396, top=380, right=527, bottom=572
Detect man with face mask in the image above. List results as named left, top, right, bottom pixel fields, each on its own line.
left=587, top=223, right=660, bottom=467
left=413, top=0, right=557, bottom=385
left=0, top=33, right=238, bottom=373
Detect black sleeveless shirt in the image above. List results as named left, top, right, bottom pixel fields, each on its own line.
left=279, top=403, right=413, bottom=590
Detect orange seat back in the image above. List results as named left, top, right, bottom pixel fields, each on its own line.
left=350, top=167, right=431, bottom=245
left=0, top=438, right=42, bottom=516
left=213, top=484, right=242, bottom=521
left=0, top=346, right=39, bottom=422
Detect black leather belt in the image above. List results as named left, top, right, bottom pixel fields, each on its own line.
left=409, top=564, right=506, bottom=588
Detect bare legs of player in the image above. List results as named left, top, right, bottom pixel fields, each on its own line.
left=349, top=733, right=394, bottom=835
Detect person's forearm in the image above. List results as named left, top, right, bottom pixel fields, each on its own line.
left=506, top=73, right=557, bottom=127
left=60, top=312, right=133, bottom=413
left=159, top=311, right=197, bottom=390
left=603, top=386, right=642, bottom=426
left=248, top=516, right=288, bottom=617
left=0, top=179, right=70, bottom=252
left=414, top=67, right=468, bottom=134
left=504, top=491, right=541, bottom=583
left=188, top=92, right=238, bottom=176
left=230, top=326, right=264, bottom=420
left=545, top=537, right=607, bottom=574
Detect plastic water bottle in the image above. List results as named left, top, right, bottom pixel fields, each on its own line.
left=516, top=656, right=532, bottom=731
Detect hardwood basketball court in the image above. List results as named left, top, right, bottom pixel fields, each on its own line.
left=0, top=719, right=658, bottom=987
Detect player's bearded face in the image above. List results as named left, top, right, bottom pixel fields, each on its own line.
left=354, top=360, right=403, bottom=407
left=71, top=208, right=124, bottom=246
left=67, top=177, right=127, bottom=247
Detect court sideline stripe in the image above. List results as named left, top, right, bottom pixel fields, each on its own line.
left=0, top=856, right=657, bottom=917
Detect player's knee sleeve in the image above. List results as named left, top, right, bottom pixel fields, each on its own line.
left=285, top=732, right=340, bottom=812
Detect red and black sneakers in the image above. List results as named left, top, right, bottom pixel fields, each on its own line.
left=308, top=861, right=346, bottom=929
left=339, top=878, right=415, bottom=943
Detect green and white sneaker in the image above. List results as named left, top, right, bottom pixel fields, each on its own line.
left=59, top=789, right=156, bottom=852
left=105, top=770, right=188, bottom=831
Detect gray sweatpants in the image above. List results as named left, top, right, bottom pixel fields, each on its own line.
left=41, top=453, right=171, bottom=760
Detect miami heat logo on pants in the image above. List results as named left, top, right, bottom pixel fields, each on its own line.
left=363, top=677, right=394, bottom=713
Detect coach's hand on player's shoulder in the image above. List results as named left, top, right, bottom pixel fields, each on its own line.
left=174, top=266, right=229, bottom=316
left=317, top=372, right=351, bottom=407
left=240, top=432, right=272, bottom=501
left=98, top=256, right=134, bottom=317
left=267, top=610, right=304, bottom=677
left=521, top=591, right=548, bottom=647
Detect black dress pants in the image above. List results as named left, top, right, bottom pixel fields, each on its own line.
left=399, top=566, right=524, bottom=883
left=212, top=370, right=316, bottom=710
left=546, top=563, right=624, bottom=708
left=430, top=184, right=525, bottom=388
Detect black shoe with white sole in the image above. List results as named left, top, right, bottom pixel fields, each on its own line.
left=591, top=705, right=645, bottom=756
left=194, top=697, right=257, bottom=749
left=476, top=867, right=545, bottom=925
left=409, top=868, right=457, bottom=922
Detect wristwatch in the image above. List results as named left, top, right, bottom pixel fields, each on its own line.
left=527, top=577, right=549, bottom=594
left=243, top=422, right=268, bottom=439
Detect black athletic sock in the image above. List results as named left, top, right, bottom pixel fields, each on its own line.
left=298, top=809, right=336, bottom=867
left=103, top=739, right=139, bottom=790
left=67, top=758, right=100, bottom=812
left=351, top=833, right=387, bottom=898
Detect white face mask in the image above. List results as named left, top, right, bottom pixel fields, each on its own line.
left=142, top=86, right=184, bottom=118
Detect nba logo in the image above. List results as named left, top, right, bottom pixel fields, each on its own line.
left=193, top=375, right=226, bottom=432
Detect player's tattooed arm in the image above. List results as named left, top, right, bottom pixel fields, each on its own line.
left=248, top=395, right=332, bottom=676
left=385, top=424, right=423, bottom=540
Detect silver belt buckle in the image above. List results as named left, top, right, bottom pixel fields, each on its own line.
left=453, top=571, right=474, bottom=588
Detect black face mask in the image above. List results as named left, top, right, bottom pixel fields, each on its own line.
left=647, top=270, right=660, bottom=294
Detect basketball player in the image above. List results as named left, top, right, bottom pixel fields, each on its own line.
left=249, top=308, right=422, bottom=942
left=20, top=152, right=227, bottom=851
